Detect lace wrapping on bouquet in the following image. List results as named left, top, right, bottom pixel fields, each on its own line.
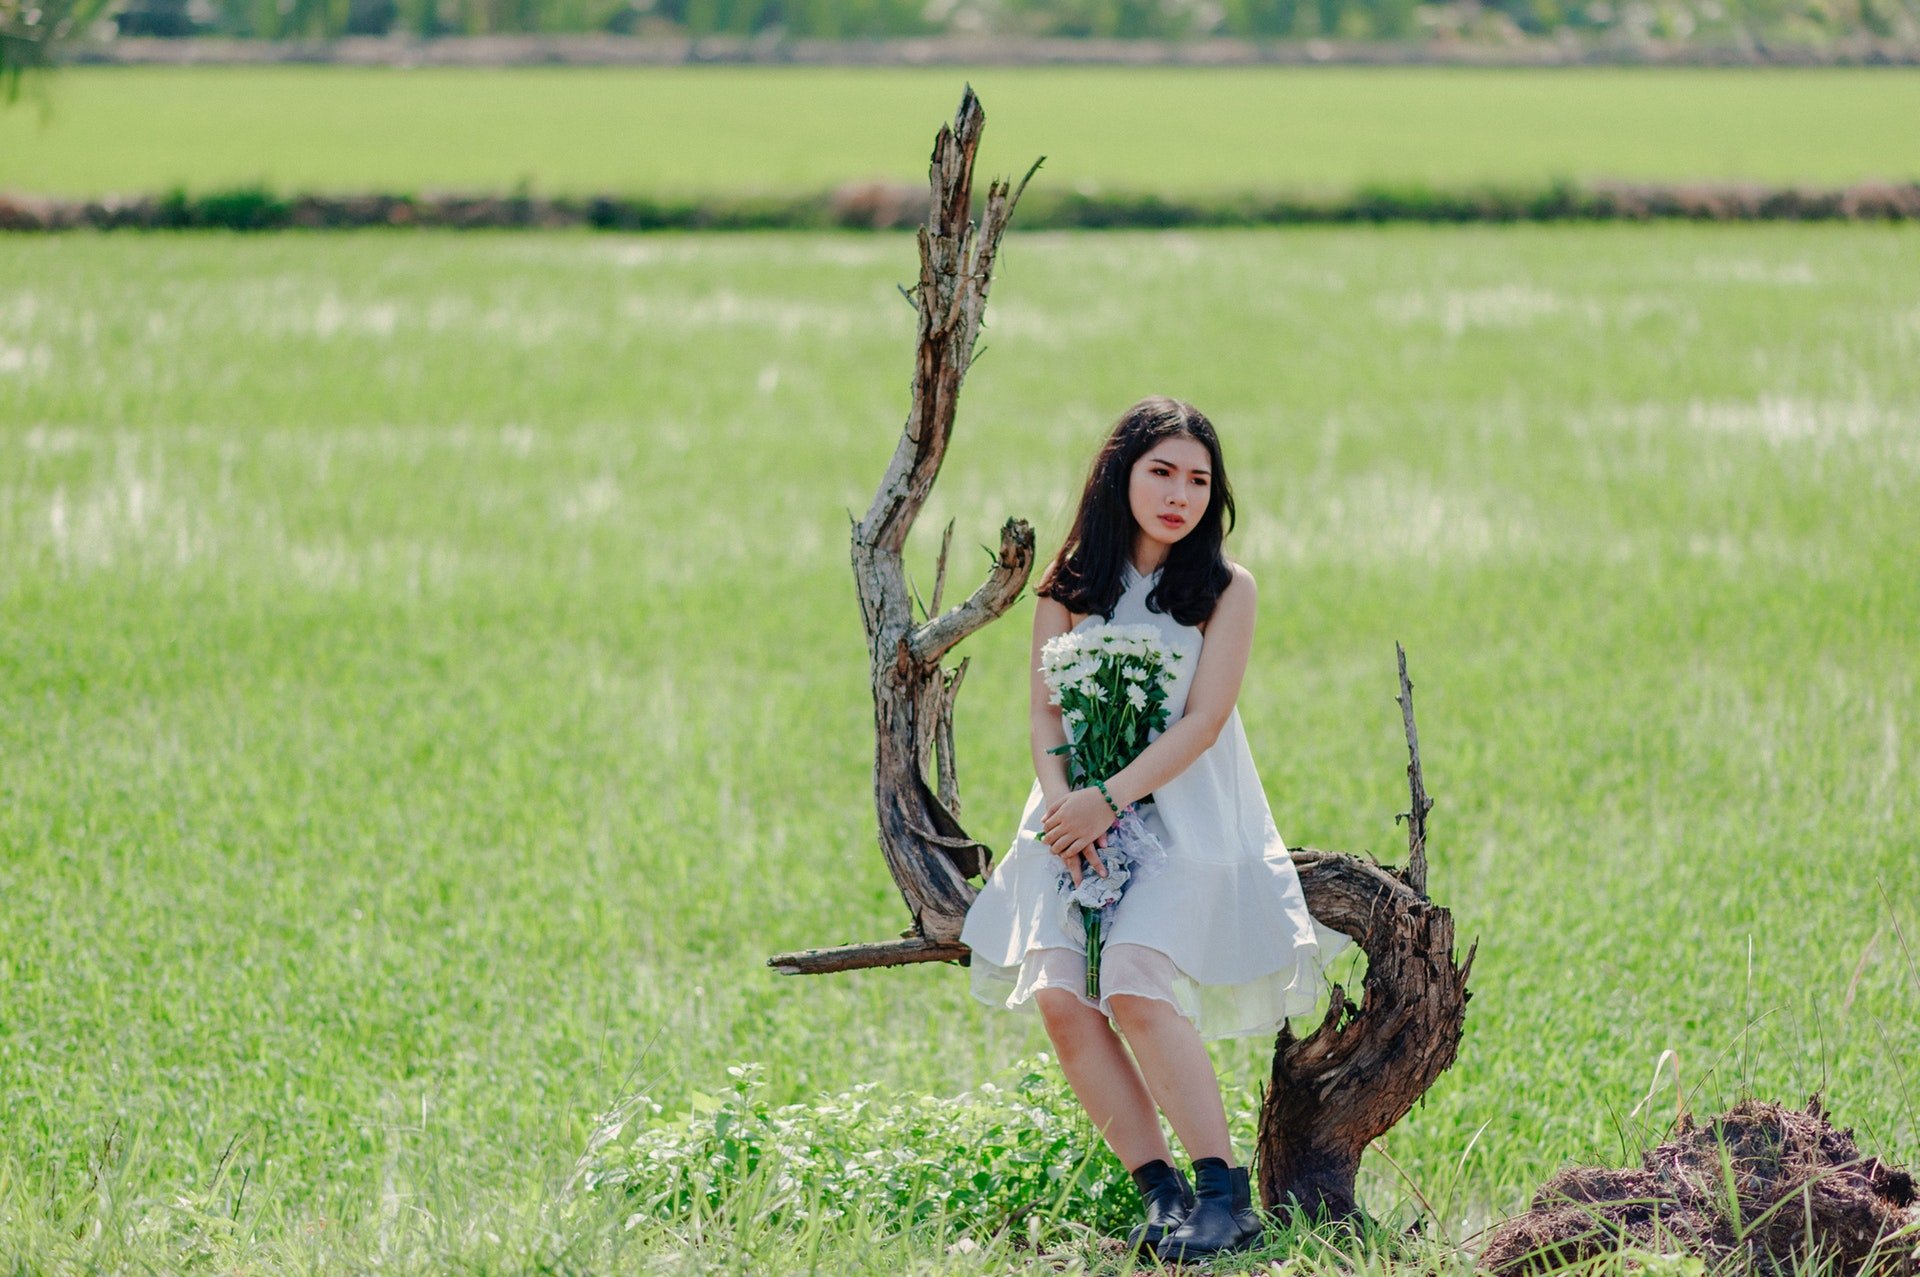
left=1054, top=802, right=1170, bottom=951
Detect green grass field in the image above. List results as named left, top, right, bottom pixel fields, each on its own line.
left=2, top=223, right=1917, bottom=1272
left=2, top=66, right=1918, bottom=197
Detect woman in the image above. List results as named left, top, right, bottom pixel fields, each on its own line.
left=959, top=395, right=1353, bottom=1260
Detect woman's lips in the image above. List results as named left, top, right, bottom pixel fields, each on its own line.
left=1159, top=514, right=1185, bottom=527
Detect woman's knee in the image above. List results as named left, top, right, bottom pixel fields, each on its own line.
left=1105, top=991, right=1173, bottom=1033
left=1034, top=988, right=1107, bottom=1041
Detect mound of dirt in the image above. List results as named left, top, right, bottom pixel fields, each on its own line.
left=1480, top=1096, right=1918, bottom=1276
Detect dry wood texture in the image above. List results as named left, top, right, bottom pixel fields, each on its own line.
left=769, top=87, right=1039, bottom=973
left=769, top=936, right=970, bottom=977
left=1254, top=644, right=1475, bottom=1221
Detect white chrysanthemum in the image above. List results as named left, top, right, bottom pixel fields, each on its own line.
left=1092, top=622, right=1149, bottom=649
left=1042, top=653, right=1101, bottom=695
left=1042, top=622, right=1181, bottom=724
left=1039, top=631, right=1098, bottom=670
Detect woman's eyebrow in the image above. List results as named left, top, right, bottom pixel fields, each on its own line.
left=1147, top=454, right=1211, bottom=476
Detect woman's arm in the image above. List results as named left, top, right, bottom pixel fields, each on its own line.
left=1038, top=565, right=1258, bottom=871
left=1103, top=564, right=1257, bottom=809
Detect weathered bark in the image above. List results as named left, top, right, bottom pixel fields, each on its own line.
left=769, top=936, right=970, bottom=976
left=1255, top=644, right=1476, bottom=1221
left=769, top=86, right=1041, bottom=973
left=1397, top=641, right=1434, bottom=897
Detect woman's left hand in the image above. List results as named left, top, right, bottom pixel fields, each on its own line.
left=1039, top=787, right=1117, bottom=877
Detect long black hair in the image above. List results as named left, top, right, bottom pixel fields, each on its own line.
left=1036, top=396, right=1237, bottom=628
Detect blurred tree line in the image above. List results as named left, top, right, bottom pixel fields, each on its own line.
left=60, top=0, right=1920, bottom=48
left=4, top=0, right=114, bottom=94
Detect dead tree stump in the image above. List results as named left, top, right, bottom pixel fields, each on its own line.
left=769, top=85, right=1041, bottom=975
left=1255, top=645, right=1475, bottom=1222
left=766, top=89, right=1477, bottom=1230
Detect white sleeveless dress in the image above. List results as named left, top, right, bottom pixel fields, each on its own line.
left=959, top=558, right=1355, bottom=1042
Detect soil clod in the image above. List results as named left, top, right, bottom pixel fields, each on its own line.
left=1480, top=1096, right=1920, bottom=1275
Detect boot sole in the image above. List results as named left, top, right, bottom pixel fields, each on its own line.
left=1127, top=1216, right=1191, bottom=1252
left=1147, top=1219, right=1264, bottom=1262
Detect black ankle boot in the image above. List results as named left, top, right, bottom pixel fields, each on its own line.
left=1124, top=1158, right=1195, bottom=1252
left=1151, top=1157, right=1262, bottom=1261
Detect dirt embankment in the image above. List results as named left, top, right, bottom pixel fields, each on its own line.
left=1481, top=1096, right=1919, bottom=1276
left=5, top=180, right=1918, bottom=233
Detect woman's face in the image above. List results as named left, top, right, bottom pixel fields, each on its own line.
left=1127, top=433, right=1212, bottom=550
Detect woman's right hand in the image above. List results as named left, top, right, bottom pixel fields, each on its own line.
left=1037, top=787, right=1112, bottom=887
left=1039, top=833, right=1109, bottom=888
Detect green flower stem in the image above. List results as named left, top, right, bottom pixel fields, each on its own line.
left=1083, top=906, right=1103, bottom=1000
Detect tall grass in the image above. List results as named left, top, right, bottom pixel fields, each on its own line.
left=0, top=224, right=1915, bottom=1272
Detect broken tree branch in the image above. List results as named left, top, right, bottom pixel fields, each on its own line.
left=770, top=936, right=971, bottom=976
left=770, top=84, right=1038, bottom=971
left=1254, top=649, right=1473, bottom=1221
left=1395, top=639, right=1434, bottom=898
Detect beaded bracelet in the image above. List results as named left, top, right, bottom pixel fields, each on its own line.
left=1092, top=778, right=1122, bottom=816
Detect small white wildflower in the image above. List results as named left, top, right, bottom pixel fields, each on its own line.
left=1122, top=664, right=1146, bottom=682
left=1126, top=684, right=1147, bottom=711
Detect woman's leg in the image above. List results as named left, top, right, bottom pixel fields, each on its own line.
left=1032, top=987, right=1173, bottom=1170
left=1105, top=993, right=1233, bottom=1164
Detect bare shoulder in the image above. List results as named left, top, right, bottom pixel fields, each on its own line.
left=1213, top=560, right=1259, bottom=614
left=1198, top=561, right=1256, bottom=635
left=1033, top=592, right=1076, bottom=637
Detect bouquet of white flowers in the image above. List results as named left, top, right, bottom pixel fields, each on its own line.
left=1038, top=621, right=1186, bottom=998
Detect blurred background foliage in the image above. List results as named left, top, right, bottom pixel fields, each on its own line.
left=82, top=0, right=1920, bottom=49
left=1, top=0, right=111, bottom=95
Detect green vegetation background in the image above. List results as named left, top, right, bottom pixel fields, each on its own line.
left=3, top=67, right=1917, bottom=198
left=100, top=0, right=1920, bottom=49
left=2, top=223, right=1916, bottom=1269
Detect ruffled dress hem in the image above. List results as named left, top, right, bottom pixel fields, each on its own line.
left=965, top=924, right=1348, bottom=1043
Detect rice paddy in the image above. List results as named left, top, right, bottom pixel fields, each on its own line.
left=2, top=66, right=1917, bottom=197
left=2, top=221, right=1916, bottom=1271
